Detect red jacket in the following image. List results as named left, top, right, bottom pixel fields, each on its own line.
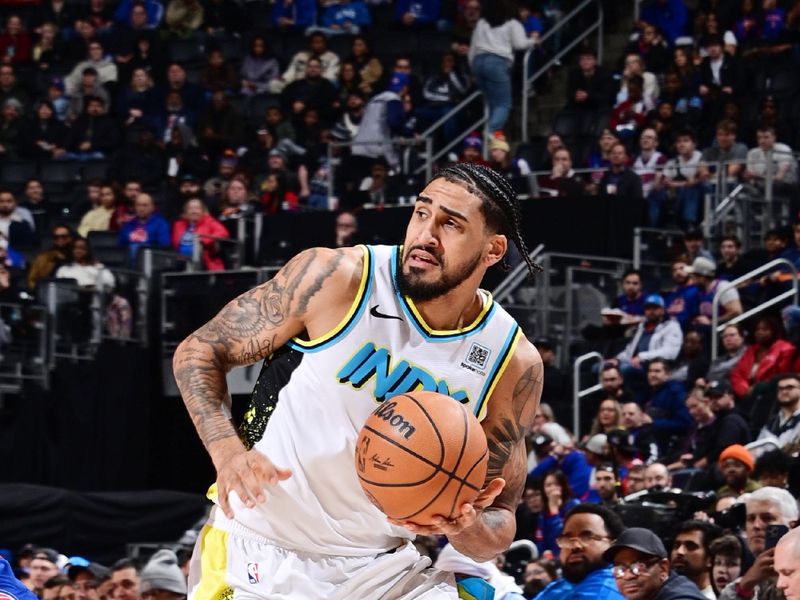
left=172, top=214, right=230, bottom=271
left=730, top=339, right=795, bottom=398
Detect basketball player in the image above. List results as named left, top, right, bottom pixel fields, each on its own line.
left=173, top=164, right=544, bottom=599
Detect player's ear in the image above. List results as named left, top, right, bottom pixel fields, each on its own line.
left=485, top=234, right=507, bottom=267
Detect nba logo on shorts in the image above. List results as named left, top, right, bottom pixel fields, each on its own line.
left=246, top=563, right=259, bottom=584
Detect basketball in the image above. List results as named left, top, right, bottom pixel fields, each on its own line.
left=354, top=391, right=489, bottom=525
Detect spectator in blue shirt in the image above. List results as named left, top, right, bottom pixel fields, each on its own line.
left=614, top=269, right=647, bottom=319
left=271, top=0, right=317, bottom=30
left=394, top=0, right=441, bottom=28
left=118, top=192, right=170, bottom=265
left=762, top=0, right=786, bottom=41
left=664, top=258, right=700, bottom=329
left=640, top=0, right=688, bottom=45
left=637, top=358, right=692, bottom=455
left=314, top=1, right=371, bottom=35
left=530, top=427, right=594, bottom=502
left=114, top=0, right=164, bottom=29
left=535, top=503, right=626, bottom=600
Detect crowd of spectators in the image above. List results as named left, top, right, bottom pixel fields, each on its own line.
left=4, top=1, right=800, bottom=600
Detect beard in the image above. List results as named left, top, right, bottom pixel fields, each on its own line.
left=562, top=556, right=607, bottom=583
left=395, top=245, right=482, bottom=302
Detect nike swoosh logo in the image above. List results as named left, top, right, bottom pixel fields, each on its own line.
left=370, top=305, right=403, bottom=321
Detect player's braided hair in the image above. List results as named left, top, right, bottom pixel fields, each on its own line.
left=431, top=163, right=542, bottom=277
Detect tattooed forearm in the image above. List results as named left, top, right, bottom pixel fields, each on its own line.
left=172, top=247, right=355, bottom=457
left=173, top=344, right=238, bottom=451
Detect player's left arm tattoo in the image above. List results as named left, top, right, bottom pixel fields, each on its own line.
left=485, top=360, right=543, bottom=511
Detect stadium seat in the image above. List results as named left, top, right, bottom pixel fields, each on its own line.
left=87, top=230, right=120, bottom=249
left=40, top=161, right=82, bottom=187
left=552, top=111, right=581, bottom=140
left=93, top=246, right=129, bottom=269
left=216, top=35, right=244, bottom=62
left=770, top=69, right=799, bottom=101
left=168, top=38, right=205, bottom=65
left=246, top=93, right=278, bottom=125
left=82, top=160, right=111, bottom=181
left=0, top=160, right=37, bottom=189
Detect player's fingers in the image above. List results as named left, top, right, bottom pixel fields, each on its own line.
left=237, top=468, right=267, bottom=506
left=217, top=482, right=234, bottom=519
left=475, top=478, right=505, bottom=506
left=274, top=466, right=293, bottom=480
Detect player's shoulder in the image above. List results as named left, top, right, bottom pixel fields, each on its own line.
left=507, top=334, right=542, bottom=379
left=484, top=333, right=542, bottom=421
left=275, top=245, right=366, bottom=310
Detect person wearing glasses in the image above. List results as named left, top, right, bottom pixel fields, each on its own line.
left=605, top=528, right=707, bottom=600
left=535, top=504, right=626, bottom=600
left=756, top=373, right=800, bottom=452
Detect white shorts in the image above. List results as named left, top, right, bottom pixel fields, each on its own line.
left=187, top=518, right=458, bottom=600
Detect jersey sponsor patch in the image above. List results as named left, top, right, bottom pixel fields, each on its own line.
left=461, top=342, right=490, bottom=375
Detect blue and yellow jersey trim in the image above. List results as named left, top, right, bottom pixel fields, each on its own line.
left=287, top=245, right=374, bottom=353
left=473, top=324, right=521, bottom=421
left=390, top=246, right=496, bottom=342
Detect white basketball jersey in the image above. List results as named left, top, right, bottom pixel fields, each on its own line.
left=218, top=245, right=521, bottom=556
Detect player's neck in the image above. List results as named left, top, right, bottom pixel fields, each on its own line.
left=414, top=288, right=483, bottom=331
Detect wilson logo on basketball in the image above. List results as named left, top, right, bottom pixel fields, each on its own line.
left=372, top=401, right=416, bottom=439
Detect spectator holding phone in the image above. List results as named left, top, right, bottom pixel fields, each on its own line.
left=718, top=487, right=798, bottom=600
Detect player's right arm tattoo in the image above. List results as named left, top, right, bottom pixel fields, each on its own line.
left=173, top=248, right=347, bottom=453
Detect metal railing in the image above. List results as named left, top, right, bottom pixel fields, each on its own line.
left=191, top=233, right=245, bottom=270
left=0, top=302, right=49, bottom=392
left=632, top=227, right=685, bottom=270
left=711, top=258, right=799, bottom=359
left=562, top=265, right=620, bottom=366
left=533, top=252, right=630, bottom=342
left=521, top=0, right=604, bottom=141
left=492, top=243, right=546, bottom=303
left=572, top=351, right=604, bottom=439
left=413, top=91, right=488, bottom=176
left=326, top=138, right=432, bottom=207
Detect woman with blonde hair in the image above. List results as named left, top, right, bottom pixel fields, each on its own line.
left=587, top=398, right=623, bottom=437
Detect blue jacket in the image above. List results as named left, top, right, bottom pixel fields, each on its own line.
left=537, top=498, right=579, bottom=557
left=321, top=2, right=371, bottom=27
left=641, top=0, right=688, bottom=44
left=271, top=0, right=317, bottom=28
left=394, top=0, right=440, bottom=24
left=641, top=380, right=692, bottom=437
left=0, top=557, right=37, bottom=600
left=530, top=451, right=592, bottom=501
left=114, top=0, right=163, bottom=27
left=535, top=567, right=624, bottom=600
left=118, top=214, right=171, bottom=264
left=664, top=284, right=700, bottom=329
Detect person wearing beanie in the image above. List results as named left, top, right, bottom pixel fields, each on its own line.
left=487, top=131, right=532, bottom=193
left=717, top=445, right=760, bottom=496
left=458, top=131, right=490, bottom=166
left=140, top=550, right=186, bottom=599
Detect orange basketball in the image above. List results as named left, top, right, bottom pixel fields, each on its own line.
left=354, top=391, right=488, bottom=525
